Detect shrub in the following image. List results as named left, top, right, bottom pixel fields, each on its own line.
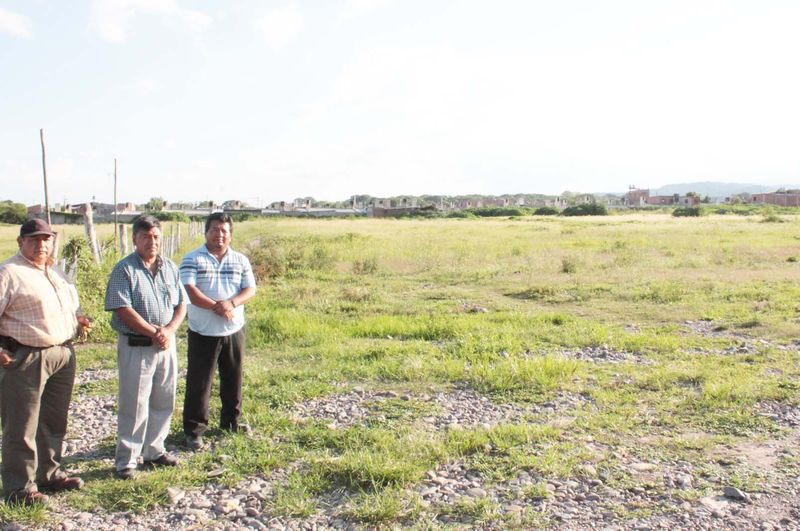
left=59, top=236, right=116, bottom=342
left=244, top=235, right=337, bottom=281
left=0, top=200, right=27, bottom=224
left=352, top=257, right=379, bottom=275
left=471, top=207, right=528, bottom=217
left=150, top=211, right=190, bottom=222
left=561, top=204, right=607, bottom=216
left=560, top=258, right=577, bottom=274
left=534, top=207, right=559, bottom=216
left=231, top=213, right=256, bottom=222
left=672, top=207, right=702, bottom=217
left=445, top=211, right=476, bottom=219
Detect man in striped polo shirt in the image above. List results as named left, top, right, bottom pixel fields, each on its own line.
left=180, top=212, right=256, bottom=450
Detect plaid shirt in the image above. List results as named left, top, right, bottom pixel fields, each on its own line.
left=180, top=245, right=255, bottom=336
left=0, top=253, right=80, bottom=347
left=105, top=252, right=186, bottom=335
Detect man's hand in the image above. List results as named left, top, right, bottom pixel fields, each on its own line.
left=153, top=327, right=171, bottom=350
left=0, top=348, right=14, bottom=369
left=212, top=300, right=235, bottom=321
left=77, top=315, right=93, bottom=341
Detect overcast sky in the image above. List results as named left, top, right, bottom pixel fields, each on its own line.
left=2, top=0, right=799, bottom=206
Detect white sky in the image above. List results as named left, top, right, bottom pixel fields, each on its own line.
left=1, top=0, right=799, bottom=206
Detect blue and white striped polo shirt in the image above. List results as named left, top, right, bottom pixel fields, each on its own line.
left=179, top=245, right=256, bottom=337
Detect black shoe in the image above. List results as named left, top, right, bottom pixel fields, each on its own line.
left=142, top=453, right=178, bottom=468
left=115, top=467, right=136, bottom=480
left=185, top=434, right=204, bottom=450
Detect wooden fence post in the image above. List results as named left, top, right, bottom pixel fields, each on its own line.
left=84, top=203, right=100, bottom=263
left=119, top=224, right=129, bottom=255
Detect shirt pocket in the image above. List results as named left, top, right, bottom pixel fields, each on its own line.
left=163, top=284, right=181, bottom=307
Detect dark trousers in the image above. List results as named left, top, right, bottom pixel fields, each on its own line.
left=1, top=344, right=75, bottom=496
left=183, top=328, right=245, bottom=437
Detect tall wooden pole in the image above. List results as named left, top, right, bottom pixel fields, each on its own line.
left=114, top=158, right=118, bottom=255
left=40, top=129, right=51, bottom=226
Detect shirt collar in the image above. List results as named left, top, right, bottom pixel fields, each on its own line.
left=16, top=251, right=53, bottom=270
left=133, top=252, right=163, bottom=272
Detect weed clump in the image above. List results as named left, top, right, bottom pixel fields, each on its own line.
left=561, top=258, right=577, bottom=274
left=352, top=257, right=379, bottom=275
left=672, top=207, right=702, bottom=217
left=244, top=235, right=337, bottom=280
left=561, top=204, right=607, bottom=216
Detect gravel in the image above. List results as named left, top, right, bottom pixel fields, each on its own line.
left=3, top=340, right=799, bottom=530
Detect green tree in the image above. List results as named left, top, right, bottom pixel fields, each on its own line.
left=146, top=197, right=167, bottom=211
left=0, top=200, right=28, bottom=224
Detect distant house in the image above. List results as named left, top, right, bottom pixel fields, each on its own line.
left=624, top=188, right=649, bottom=206
left=27, top=204, right=46, bottom=216
left=574, top=194, right=596, bottom=205
left=646, top=194, right=678, bottom=206
left=625, top=189, right=698, bottom=207
left=750, top=191, right=800, bottom=207
left=69, top=202, right=116, bottom=215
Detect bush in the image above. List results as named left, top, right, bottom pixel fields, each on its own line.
left=59, top=236, right=116, bottom=342
left=561, top=204, right=607, bottom=216
left=150, top=211, right=190, bottom=222
left=231, top=213, right=256, bottom=222
left=244, top=235, right=337, bottom=281
left=470, top=207, right=528, bottom=217
left=560, top=258, right=577, bottom=273
left=0, top=200, right=27, bottom=224
left=445, top=211, right=476, bottom=219
left=672, top=207, right=702, bottom=217
left=534, top=207, right=559, bottom=216
left=352, top=257, right=379, bottom=275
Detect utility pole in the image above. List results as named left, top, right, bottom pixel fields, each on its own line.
left=114, top=158, right=118, bottom=255
left=40, top=129, right=51, bottom=226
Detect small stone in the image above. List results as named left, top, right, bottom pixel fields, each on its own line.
left=191, top=499, right=213, bottom=509
left=465, top=487, right=487, bottom=498
left=630, top=462, right=656, bottom=472
left=723, top=486, right=751, bottom=503
left=213, top=498, right=240, bottom=514
left=207, top=468, right=226, bottom=478
left=166, top=487, right=185, bottom=505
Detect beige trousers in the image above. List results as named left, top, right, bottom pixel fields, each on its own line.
left=115, top=335, right=177, bottom=471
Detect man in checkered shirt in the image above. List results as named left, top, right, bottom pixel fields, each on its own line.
left=0, top=219, right=91, bottom=505
left=105, top=215, right=186, bottom=480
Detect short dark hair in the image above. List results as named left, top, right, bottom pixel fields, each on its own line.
left=132, top=215, right=161, bottom=236
left=205, top=212, right=233, bottom=234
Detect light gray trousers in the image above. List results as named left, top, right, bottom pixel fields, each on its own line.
left=115, top=335, right=177, bottom=472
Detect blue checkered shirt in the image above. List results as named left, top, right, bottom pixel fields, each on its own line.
left=180, top=245, right=255, bottom=336
left=105, top=252, right=186, bottom=335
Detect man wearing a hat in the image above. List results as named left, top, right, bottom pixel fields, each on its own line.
left=0, top=219, right=91, bottom=505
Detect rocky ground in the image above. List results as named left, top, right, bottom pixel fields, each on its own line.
left=3, top=324, right=800, bottom=530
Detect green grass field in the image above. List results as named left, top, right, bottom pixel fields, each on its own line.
left=2, top=213, right=800, bottom=527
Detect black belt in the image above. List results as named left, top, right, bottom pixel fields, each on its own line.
left=0, top=335, right=73, bottom=353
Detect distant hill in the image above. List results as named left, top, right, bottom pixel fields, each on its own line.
left=650, top=182, right=795, bottom=198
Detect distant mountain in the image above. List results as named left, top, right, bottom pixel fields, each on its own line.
left=651, top=182, right=794, bottom=198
